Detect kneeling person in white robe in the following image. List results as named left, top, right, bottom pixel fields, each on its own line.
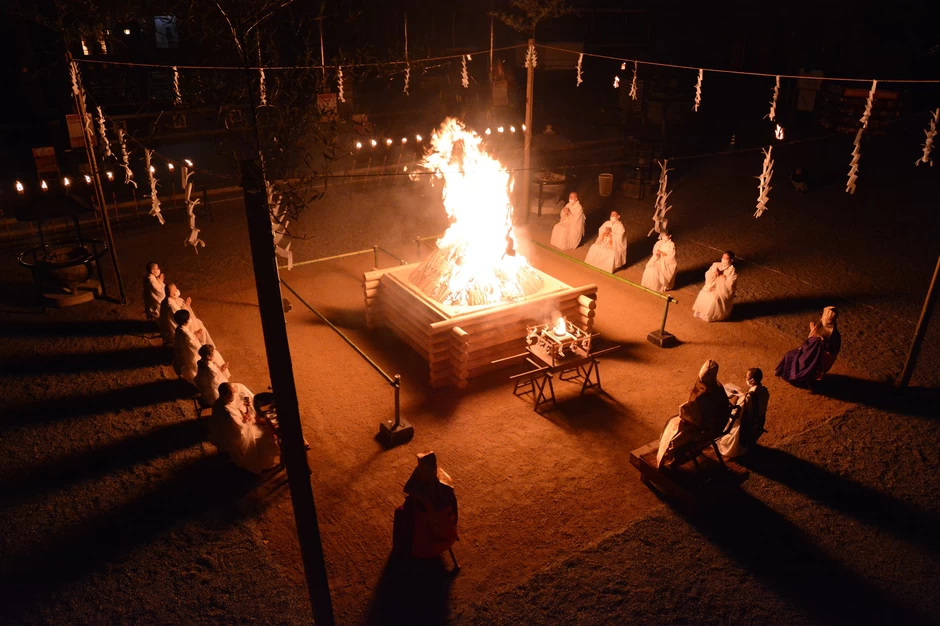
left=692, top=251, right=737, bottom=322
left=584, top=211, right=627, bottom=273
left=208, top=383, right=279, bottom=474
left=158, top=283, right=214, bottom=347
left=194, top=344, right=231, bottom=407
left=550, top=192, right=585, bottom=250
left=143, top=262, right=165, bottom=321
left=718, top=368, right=769, bottom=458
left=641, top=230, right=677, bottom=292
left=173, top=309, right=226, bottom=383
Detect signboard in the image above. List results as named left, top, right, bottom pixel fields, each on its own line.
left=65, top=113, right=93, bottom=148
left=32, top=147, right=60, bottom=178
left=492, top=80, right=509, bottom=107
left=317, top=93, right=338, bottom=116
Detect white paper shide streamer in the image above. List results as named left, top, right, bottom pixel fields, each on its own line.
left=846, top=80, right=877, bottom=194
left=524, top=43, right=537, bottom=69
left=96, top=106, right=112, bottom=159
left=143, top=149, right=164, bottom=225
left=172, top=66, right=181, bottom=106
left=69, top=61, right=93, bottom=136
left=576, top=53, right=583, bottom=87
left=754, top=146, right=774, bottom=218
left=258, top=68, right=267, bottom=106
left=767, top=75, right=780, bottom=121
left=116, top=127, right=136, bottom=188
left=629, top=61, right=638, bottom=101
left=461, top=55, right=469, bottom=88
left=403, top=64, right=410, bottom=95
left=648, top=160, right=673, bottom=235
left=267, top=182, right=293, bottom=270
left=613, top=75, right=620, bottom=88
left=915, top=108, right=938, bottom=167
left=693, top=69, right=703, bottom=112
left=337, top=66, right=345, bottom=103
left=181, top=163, right=205, bottom=252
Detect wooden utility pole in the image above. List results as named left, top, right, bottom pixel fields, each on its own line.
left=68, top=53, right=126, bottom=304
left=521, top=38, right=535, bottom=223
left=318, top=17, right=326, bottom=92
left=241, top=160, right=335, bottom=625
left=897, top=253, right=940, bottom=389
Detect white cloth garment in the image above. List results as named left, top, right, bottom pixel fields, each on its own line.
left=143, top=274, right=165, bottom=320
left=159, top=295, right=214, bottom=347
left=692, top=262, right=737, bottom=322
left=718, top=383, right=770, bottom=458
left=174, top=325, right=225, bottom=383
left=208, top=386, right=278, bottom=474
left=641, top=238, right=677, bottom=292
left=194, top=359, right=232, bottom=407
left=584, top=219, right=627, bottom=273
left=550, top=201, right=585, bottom=250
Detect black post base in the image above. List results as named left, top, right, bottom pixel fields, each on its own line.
left=647, top=330, right=678, bottom=348
left=378, top=419, right=415, bottom=447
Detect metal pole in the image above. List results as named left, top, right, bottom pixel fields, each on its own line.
left=522, top=38, right=535, bottom=224
left=318, top=17, right=326, bottom=92
left=373, top=245, right=379, bottom=268
left=69, top=53, right=126, bottom=304
left=660, top=298, right=671, bottom=336
left=241, top=159, right=335, bottom=626
left=897, top=253, right=940, bottom=389
left=415, top=238, right=422, bottom=261
left=489, top=15, right=494, bottom=82
left=394, top=374, right=401, bottom=428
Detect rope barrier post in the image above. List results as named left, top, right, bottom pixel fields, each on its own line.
left=379, top=374, right=413, bottom=447
left=648, top=297, right=678, bottom=348
left=415, top=237, right=422, bottom=262
left=373, top=244, right=379, bottom=269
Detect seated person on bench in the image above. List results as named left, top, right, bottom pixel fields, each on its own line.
left=208, top=383, right=278, bottom=474
left=393, top=451, right=459, bottom=559
left=718, top=368, right=770, bottom=459
left=656, top=359, right=733, bottom=468
left=194, top=344, right=231, bottom=407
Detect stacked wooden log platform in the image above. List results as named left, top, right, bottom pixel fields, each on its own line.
left=364, top=264, right=598, bottom=388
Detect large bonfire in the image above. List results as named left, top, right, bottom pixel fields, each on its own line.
left=410, top=118, right=543, bottom=306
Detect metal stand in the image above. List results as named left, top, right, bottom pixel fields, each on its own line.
left=378, top=374, right=414, bottom=446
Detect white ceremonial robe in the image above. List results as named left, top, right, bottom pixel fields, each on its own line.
left=208, top=392, right=278, bottom=474
left=718, top=383, right=769, bottom=458
left=550, top=201, right=585, bottom=250
left=143, top=274, right=165, bottom=320
left=174, top=325, right=226, bottom=383
left=194, top=359, right=232, bottom=407
left=584, top=219, right=627, bottom=273
left=641, top=239, right=677, bottom=292
left=159, top=295, right=214, bottom=347
left=692, top=263, right=737, bottom=322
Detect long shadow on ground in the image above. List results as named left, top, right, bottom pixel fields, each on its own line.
left=814, top=375, right=939, bottom=420
left=671, top=262, right=712, bottom=291
left=0, top=418, right=207, bottom=510
left=0, top=318, right=155, bottom=337
left=688, top=486, right=929, bottom=625
left=745, top=446, right=940, bottom=553
left=1, top=345, right=169, bottom=375
left=732, top=295, right=880, bottom=321
left=0, top=455, right=259, bottom=622
left=0, top=378, right=188, bottom=431
left=364, top=553, right=455, bottom=626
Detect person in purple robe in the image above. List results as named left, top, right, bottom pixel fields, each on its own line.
left=776, top=306, right=841, bottom=388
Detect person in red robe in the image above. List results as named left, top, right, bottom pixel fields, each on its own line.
left=393, top=452, right=459, bottom=563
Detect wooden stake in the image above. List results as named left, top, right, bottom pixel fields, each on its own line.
left=897, top=253, right=940, bottom=389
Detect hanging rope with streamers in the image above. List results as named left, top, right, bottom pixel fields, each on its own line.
left=337, top=66, right=345, bottom=103
left=96, top=106, right=112, bottom=159
left=754, top=146, right=774, bottom=218
left=693, top=69, right=703, bottom=112
left=143, top=149, right=164, bottom=225
left=576, top=53, right=583, bottom=87
left=916, top=108, right=938, bottom=166
left=629, top=61, right=638, bottom=100
left=767, top=75, right=780, bottom=121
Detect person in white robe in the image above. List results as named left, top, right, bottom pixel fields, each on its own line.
left=194, top=344, right=232, bottom=407
left=584, top=210, right=627, bottom=273
left=143, top=262, right=165, bottom=321
left=692, top=251, right=737, bottom=322
left=208, top=383, right=279, bottom=474
left=173, top=309, right=226, bottom=383
left=718, top=368, right=770, bottom=458
left=158, top=283, right=214, bottom=347
left=550, top=192, right=585, bottom=250
left=641, top=230, right=677, bottom=292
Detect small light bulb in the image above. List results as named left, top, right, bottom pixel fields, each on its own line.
left=510, top=126, right=516, bottom=133
left=84, top=175, right=92, bottom=184
left=522, top=124, right=526, bottom=132
left=370, top=139, right=377, bottom=147
left=497, top=126, right=504, bottom=133
left=106, top=171, right=114, bottom=181
left=149, top=166, right=155, bottom=173
left=63, top=177, right=71, bottom=187
left=401, top=137, right=407, bottom=144
left=41, top=180, right=48, bottom=190
left=167, top=162, right=174, bottom=170
left=385, top=138, right=392, bottom=146
left=403, top=166, right=408, bottom=172
left=355, top=141, right=362, bottom=149
left=15, top=181, right=24, bottom=193
left=621, top=62, right=626, bottom=70
left=415, top=134, right=422, bottom=142
left=485, top=128, right=491, bottom=135
left=184, top=159, right=193, bottom=166
left=123, top=28, right=131, bottom=35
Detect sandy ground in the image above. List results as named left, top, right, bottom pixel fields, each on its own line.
left=1, top=130, right=938, bottom=625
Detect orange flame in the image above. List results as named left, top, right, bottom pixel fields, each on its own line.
left=553, top=316, right=567, bottom=336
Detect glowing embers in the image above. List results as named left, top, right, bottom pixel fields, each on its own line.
left=527, top=314, right=592, bottom=362
left=408, top=118, right=543, bottom=306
